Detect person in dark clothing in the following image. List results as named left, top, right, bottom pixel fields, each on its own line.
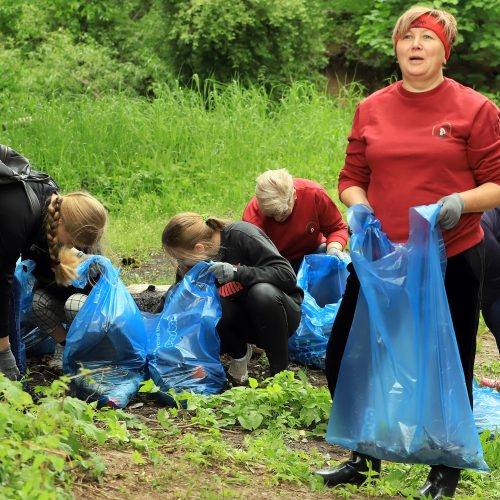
left=0, top=181, right=107, bottom=379
left=161, top=212, right=303, bottom=382
left=481, top=207, right=500, bottom=353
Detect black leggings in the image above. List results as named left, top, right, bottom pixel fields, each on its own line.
left=325, top=242, right=484, bottom=407
left=217, top=283, right=302, bottom=375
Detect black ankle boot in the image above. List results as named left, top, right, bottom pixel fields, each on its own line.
left=314, top=451, right=381, bottom=487
left=417, top=465, right=460, bottom=499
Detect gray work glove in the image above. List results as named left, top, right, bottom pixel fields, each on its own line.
left=0, top=346, right=21, bottom=381
left=208, top=262, right=237, bottom=284
left=327, top=247, right=350, bottom=262
left=437, top=193, right=464, bottom=230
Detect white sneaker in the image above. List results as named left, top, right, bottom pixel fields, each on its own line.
left=228, top=344, right=253, bottom=383
left=48, top=343, right=65, bottom=372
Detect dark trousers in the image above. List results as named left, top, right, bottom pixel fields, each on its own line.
left=325, top=242, right=485, bottom=407
left=217, top=283, right=302, bottom=375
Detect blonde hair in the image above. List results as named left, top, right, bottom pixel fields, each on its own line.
left=255, top=168, right=294, bottom=217
left=46, top=192, right=108, bottom=285
left=162, top=212, right=227, bottom=271
left=392, top=6, right=458, bottom=49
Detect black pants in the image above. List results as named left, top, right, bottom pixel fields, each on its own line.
left=217, top=283, right=302, bottom=375
left=325, top=242, right=485, bottom=407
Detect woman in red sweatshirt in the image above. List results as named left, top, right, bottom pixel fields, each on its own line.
left=243, top=168, right=349, bottom=272
left=315, top=6, right=500, bottom=499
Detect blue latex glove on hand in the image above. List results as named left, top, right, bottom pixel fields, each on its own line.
left=437, top=193, right=464, bottom=230
left=327, top=247, right=350, bottom=262
left=208, top=262, right=236, bottom=284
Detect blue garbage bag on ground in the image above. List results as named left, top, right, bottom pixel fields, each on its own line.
left=473, top=381, right=500, bottom=434
left=147, top=262, right=226, bottom=406
left=288, top=254, right=349, bottom=369
left=65, top=255, right=147, bottom=408
left=326, top=204, right=488, bottom=471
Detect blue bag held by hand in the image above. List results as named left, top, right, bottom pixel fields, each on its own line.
left=66, top=255, right=147, bottom=408
left=288, top=254, right=349, bottom=369
left=147, top=261, right=226, bottom=406
left=326, top=204, right=488, bottom=471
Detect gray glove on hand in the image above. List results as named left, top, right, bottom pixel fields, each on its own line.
left=327, top=247, right=350, bottom=262
left=437, top=193, right=464, bottom=230
left=208, top=262, right=236, bottom=284
left=0, top=346, right=20, bottom=380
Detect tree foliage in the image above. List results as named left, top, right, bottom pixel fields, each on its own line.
left=0, top=0, right=497, bottom=97
left=159, top=0, right=328, bottom=86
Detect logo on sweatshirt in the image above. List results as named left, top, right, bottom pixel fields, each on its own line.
left=306, top=222, right=318, bottom=235
left=432, top=122, right=452, bottom=139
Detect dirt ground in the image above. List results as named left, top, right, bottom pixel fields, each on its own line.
left=26, top=258, right=500, bottom=500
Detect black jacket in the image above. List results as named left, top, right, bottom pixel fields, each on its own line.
left=217, top=221, right=304, bottom=304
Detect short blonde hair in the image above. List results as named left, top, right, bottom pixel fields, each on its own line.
left=255, top=168, right=294, bottom=217
left=392, top=6, right=458, bottom=49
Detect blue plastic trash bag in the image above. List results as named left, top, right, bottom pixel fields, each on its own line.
left=327, top=204, right=488, bottom=471
left=288, top=254, right=349, bottom=369
left=15, top=258, right=57, bottom=357
left=473, top=381, right=500, bottom=434
left=66, top=255, right=147, bottom=408
left=147, top=262, right=226, bottom=406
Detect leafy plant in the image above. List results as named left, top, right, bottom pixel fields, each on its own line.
left=159, top=0, right=328, bottom=87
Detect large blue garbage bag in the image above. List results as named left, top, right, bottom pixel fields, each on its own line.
left=326, top=204, right=488, bottom=471
left=66, top=256, right=147, bottom=408
left=473, top=381, right=500, bottom=434
left=288, top=254, right=349, bottom=369
left=147, top=262, right=226, bottom=406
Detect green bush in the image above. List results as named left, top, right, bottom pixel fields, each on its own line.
left=159, top=0, right=328, bottom=86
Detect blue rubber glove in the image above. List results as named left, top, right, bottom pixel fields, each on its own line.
left=437, top=193, right=464, bottom=230
left=208, top=262, right=237, bottom=284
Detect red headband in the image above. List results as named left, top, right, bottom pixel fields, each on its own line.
left=395, top=14, right=451, bottom=60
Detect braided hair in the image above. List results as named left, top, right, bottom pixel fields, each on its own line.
left=45, top=192, right=107, bottom=285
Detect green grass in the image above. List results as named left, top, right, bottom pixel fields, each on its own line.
left=1, top=81, right=362, bottom=265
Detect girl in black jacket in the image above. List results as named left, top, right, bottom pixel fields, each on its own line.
left=162, top=212, right=303, bottom=381
left=0, top=183, right=107, bottom=379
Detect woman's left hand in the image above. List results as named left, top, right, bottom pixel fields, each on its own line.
left=437, top=193, right=464, bottom=229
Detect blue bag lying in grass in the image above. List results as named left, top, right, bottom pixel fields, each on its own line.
left=288, top=254, right=349, bottom=369
left=65, top=255, right=147, bottom=408
left=473, top=381, right=500, bottom=434
left=327, top=204, right=488, bottom=471
left=147, top=261, right=226, bottom=406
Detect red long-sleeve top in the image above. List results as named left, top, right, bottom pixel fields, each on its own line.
left=243, top=178, right=348, bottom=261
left=338, top=78, right=500, bottom=257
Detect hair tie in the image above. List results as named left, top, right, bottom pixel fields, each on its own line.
left=202, top=214, right=210, bottom=223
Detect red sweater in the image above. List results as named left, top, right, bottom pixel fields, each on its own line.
left=338, top=78, right=500, bottom=257
left=243, top=178, right=348, bottom=261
